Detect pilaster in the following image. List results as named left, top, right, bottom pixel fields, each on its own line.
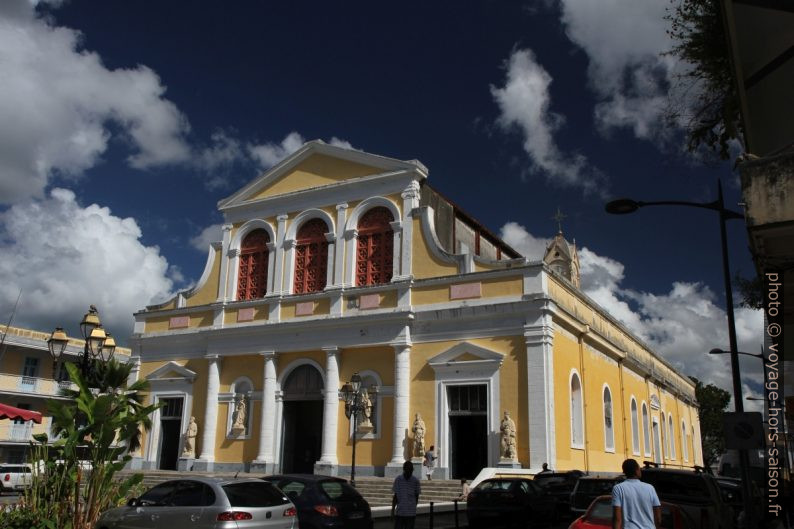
left=317, top=347, right=340, bottom=475
left=524, top=310, right=556, bottom=471
left=251, top=351, right=277, bottom=473
left=195, top=355, right=221, bottom=471
left=386, top=342, right=411, bottom=476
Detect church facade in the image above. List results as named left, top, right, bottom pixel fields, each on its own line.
left=129, top=141, right=702, bottom=478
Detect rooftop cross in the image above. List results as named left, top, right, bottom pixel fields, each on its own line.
left=552, top=207, right=566, bottom=234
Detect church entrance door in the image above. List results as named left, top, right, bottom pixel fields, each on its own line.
left=281, top=365, right=324, bottom=474
left=158, top=397, right=183, bottom=470
left=447, top=385, right=488, bottom=479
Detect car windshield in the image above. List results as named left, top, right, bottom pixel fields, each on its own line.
left=223, top=482, right=289, bottom=507
left=477, top=480, right=515, bottom=491
left=535, top=475, right=567, bottom=486
left=586, top=498, right=612, bottom=521
left=641, top=473, right=709, bottom=498
left=577, top=480, right=617, bottom=494
left=319, top=480, right=361, bottom=501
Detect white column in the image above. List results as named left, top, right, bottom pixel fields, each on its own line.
left=390, top=343, right=411, bottom=465
left=320, top=347, right=340, bottom=465
left=390, top=220, right=403, bottom=280
left=396, top=182, right=419, bottom=281
left=333, top=203, right=348, bottom=286
left=218, top=223, right=233, bottom=301
left=272, top=214, right=288, bottom=295
left=324, top=232, right=336, bottom=290
left=198, top=355, right=220, bottom=466
left=254, top=352, right=277, bottom=465
left=524, top=311, right=556, bottom=471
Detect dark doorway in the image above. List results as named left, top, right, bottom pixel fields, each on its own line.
left=158, top=397, right=183, bottom=471
left=448, top=385, right=488, bottom=479
left=281, top=364, right=324, bottom=474
left=281, top=400, right=323, bottom=473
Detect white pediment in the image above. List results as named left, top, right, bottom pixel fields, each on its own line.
left=428, top=342, right=504, bottom=373
left=218, top=140, right=426, bottom=210
left=146, top=361, right=197, bottom=382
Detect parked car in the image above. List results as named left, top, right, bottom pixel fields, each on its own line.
left=261, top=474, right=372, bottom=529
left=715, top=476, right=763, bottom=529
left=569, top=475, right=623, bottom=513
left=640, top=465, right=735, bottom=529
left=568, top=495, right=696, bottom=529
left=0, top=464, right=32, bottom=494
left=534, top=470, right=585, bottom=514
left=95, top=477, right=297, bottom=529
left=467, top=477, right=557, bottom=529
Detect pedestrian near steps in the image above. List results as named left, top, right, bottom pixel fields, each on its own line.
left=423, top=445, right=436, bottom=480
left=392, top=460, right=421, bottom=529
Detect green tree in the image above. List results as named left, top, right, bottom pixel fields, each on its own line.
left=665, top=0, right=743, bottom=159
left=4, top=360, right=159, bottom=529
left=692, top=377, right=731, bottom=468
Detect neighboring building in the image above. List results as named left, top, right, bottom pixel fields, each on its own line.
left=130, top=141, right=702, bottom=478
left=0, top=325, right=131, bottom=463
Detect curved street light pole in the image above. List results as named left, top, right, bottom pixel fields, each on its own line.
left=606, top=181, right=754, bottom=518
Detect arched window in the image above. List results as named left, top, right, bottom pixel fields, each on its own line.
left=294, top=219, right=329, bottom=294
left=238, top=229, right=270, bottom=300
left=682, top=420, right=688, bottom=461
left=356, top=207, right=394, bottom=286
left=692, top=425, right=698, bottom=463
left=603, top=386, right=614, bottom=452
left=642, top=402, right=651, bottom=456
left=668, top=414, right=676, bottom=459
left=661, top=412, right=667, bottom=459
left=570, top=372, right=584, bottom=448
left=630, top=398, right=640, bottom=455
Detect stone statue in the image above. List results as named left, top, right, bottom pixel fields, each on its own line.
left=359, top=388, right=373, bottom=430
left=500, top=410, right=517, bottom=460
left=182, top=416, right=198, bottom=458
left=412, top=413, right=426, bottom=458
left=232, top=395, right=247, bottom=433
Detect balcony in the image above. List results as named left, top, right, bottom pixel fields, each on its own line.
left=0, top=373, right=76, bottom=398
left=0, top=422, right=50, bottom=443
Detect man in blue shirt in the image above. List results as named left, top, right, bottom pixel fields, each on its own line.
left=612, top=459, right=661, bottom=529
left=392, top=460, right=421, bottom=529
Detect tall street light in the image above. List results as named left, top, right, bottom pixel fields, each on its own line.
left=47, top=305, right=117, bottom=384
left=605, top=181, right=754, bottom=516
left=341, top=372, right=377, bottom=487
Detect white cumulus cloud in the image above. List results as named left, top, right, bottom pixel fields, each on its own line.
left=0, top=2, right=192, bottom=204
left=0, top=189, right=178, bottom=341
left=491, top=49, right=605, bottom=193
left=190, top=223, right=224, bottom=252
left=248, top=132, right=356, bottom=170
left=501, top=221, right=764, bottom=393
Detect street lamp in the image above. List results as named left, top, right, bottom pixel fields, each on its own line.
left=341, top=372, right=378, bottom=487
left=606, top=181, right=754, bottom=515
left=47, top=305, right=117, bottom=383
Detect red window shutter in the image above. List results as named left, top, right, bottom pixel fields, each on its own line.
left=356, top=207, right=394, bottom=287
left=294, top=219, right=329, bottom=294
left=237, top=229, right=270, bottom=300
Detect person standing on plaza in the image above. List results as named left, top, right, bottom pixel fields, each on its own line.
left=392, top=460, right=421, bottom=529
left=612, top=459, right=661, bottom=529
left=538, top=462, right=552, bottom=474
left=423, top=445, right=436, bottom=480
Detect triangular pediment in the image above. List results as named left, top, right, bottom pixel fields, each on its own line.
left=428, top=342, right=505, bottom=366
left=146, top=361, right=197, bottom=382
left=219, top=140, right=425, bottom=210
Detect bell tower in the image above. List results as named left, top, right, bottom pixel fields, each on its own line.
left=543, top=209, right=580, bottom=288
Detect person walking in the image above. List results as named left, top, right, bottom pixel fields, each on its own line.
left=612, top=459, right=661, bottom=529
left=392, top=460, right=421, bottom=529
left=458, top=478, right=470, bottom=501
left=423, top=445, right=436, bottom=480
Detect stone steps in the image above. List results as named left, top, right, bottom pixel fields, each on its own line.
left=118, top=470, right=464, bottom=507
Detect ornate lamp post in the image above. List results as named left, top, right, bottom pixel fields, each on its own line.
left=47, top=305, right=117, bottom=383
left=341, top=372, right=377, bottom=487
left=605, top=181, right=754, bottom=518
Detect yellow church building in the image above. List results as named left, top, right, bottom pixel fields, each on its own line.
left=129, top=141, right=702, bottom=478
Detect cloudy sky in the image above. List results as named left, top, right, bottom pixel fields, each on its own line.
left=0, top=1, right=763, bottom=403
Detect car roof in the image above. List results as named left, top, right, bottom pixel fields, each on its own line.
left=263, top=474, right=345, bottom=483
left=642, top=467, right=711, bottom=477
left=151, top=477, right=268, bottom=486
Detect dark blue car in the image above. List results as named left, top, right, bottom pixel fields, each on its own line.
left=261, top=474, right=373, bottom=529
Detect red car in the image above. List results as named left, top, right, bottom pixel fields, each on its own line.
left=569, top=495, right=696, bottom=529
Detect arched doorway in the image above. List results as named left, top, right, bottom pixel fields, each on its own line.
left=280, top=364, right=324, bottom=473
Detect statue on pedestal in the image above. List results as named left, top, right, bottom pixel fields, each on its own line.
left=412, top=413, right=426, bottom=458
left=358, top=388, right=373, bottom=431
left=500, top=410, right=517, bottom=461
left=232, top=395, right=247, bottom=434
left=182, top=416, right=198, bottom=458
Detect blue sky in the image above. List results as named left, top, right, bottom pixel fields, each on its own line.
left=0, top=0, right=764, bottom=400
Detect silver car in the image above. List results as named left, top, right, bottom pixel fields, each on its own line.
left=95, top=477, right=297, bottom=529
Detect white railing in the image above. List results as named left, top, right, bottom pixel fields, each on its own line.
left=0, top=422, right=39, bottom=442
left=0, top=373, right=76, bottom=396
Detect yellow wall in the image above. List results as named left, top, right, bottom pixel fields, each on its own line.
left=186, top=248, right=222, bottom=307
left=224, top=306, right=269, bottom=325
left=251, top=155, right=382, bottom=199
left=412, top=217, right=458, bottom=280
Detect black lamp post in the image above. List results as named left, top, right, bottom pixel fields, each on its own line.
left=606, top=181, right=754, bottom=516
left=341, top=372, right=377, bottom=487
left=47, top=305, right=117, bottom=383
